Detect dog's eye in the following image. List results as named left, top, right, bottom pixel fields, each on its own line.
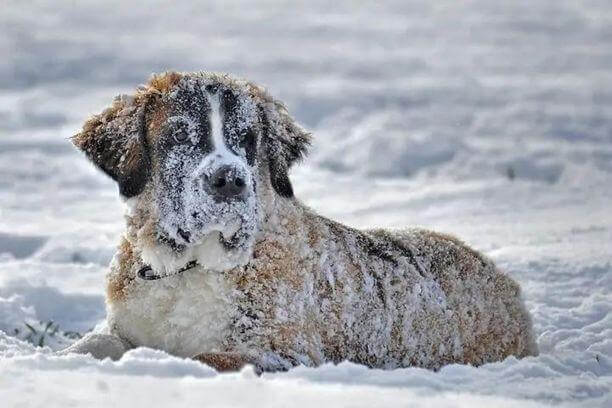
left=172, top=121, right=190, bottom=143
left=239, top=130, right=255, bottom=148
left=240, top=129, right=257, bottom=165
left=174, top=129, right=189, bottom=143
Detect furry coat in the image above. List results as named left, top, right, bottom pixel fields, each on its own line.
left=62, top=71, right=537, bottom=372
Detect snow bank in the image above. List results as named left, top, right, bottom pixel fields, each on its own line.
left=1, top=331, right=609, bottom=406
left=0, top=343, right=549, bottom=408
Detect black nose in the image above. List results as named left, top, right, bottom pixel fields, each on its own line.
left=208, top=165, right=246, bottom=199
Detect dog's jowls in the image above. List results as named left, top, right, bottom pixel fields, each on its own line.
left=62, top=71, right=538, bottom=372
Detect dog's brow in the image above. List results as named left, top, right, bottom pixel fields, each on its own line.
left=166, top=115, right=197, bottom=126
left=167, top=115, right=190, bottom=124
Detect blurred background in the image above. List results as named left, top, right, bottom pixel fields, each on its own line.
left=0, top=2, right=611, bottom=402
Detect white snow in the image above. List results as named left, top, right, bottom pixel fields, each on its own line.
left=0, top=0, right=611, bottom=406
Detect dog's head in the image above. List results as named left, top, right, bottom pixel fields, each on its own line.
left=73, top=72, right=310, bottom=273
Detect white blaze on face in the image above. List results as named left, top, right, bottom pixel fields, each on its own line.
left=206, top=91, right=232, bottom=160
left=196, top=90, right=252, bottom=190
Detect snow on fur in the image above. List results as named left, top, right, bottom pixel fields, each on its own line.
left=60, top=72, right=538, bottom=372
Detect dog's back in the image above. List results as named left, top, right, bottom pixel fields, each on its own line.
left=208, top=203, right=538, bottom=371
left=370, top=228, right=538, bottom=367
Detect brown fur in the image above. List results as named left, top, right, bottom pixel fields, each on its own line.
left=106, top=238, right=135, bottom=304
left=218, top=199, right=536, bottom=370
left=147, top=71, right=184, bottom=94
left=193, top=352, right=250, bottom=372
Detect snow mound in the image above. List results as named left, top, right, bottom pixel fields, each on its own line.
left=1, top=330, right=610, bottom=406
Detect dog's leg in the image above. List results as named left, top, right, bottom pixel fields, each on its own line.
left=192, top=352, right=254, bottom=373
left=57, top=333, right=130, bottom=361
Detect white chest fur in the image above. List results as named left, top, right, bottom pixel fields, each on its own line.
left=107, top=265, right=236, bottom=358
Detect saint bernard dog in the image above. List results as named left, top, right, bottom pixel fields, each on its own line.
left=61, top=71, right=537, bottom=372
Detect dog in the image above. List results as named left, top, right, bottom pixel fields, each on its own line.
left=62, top=71, right=538, bottom=372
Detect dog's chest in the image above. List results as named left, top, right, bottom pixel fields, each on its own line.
left=108, top=269, right=236, bottom=358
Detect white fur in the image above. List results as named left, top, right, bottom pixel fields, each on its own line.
left=208, top=93, right=225, bottom=154
left=108, top=257, right=236, bottom=357
left=205, top=91, right=242, bottom=165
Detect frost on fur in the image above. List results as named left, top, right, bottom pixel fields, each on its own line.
left=68, top=71, right=537, bottom=373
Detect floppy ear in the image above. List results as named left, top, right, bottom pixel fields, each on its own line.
left=259, top=100, right=311, bottom=198
left=72, top=94, right=152, bottom=198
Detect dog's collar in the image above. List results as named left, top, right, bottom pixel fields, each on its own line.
left=137, top=260, right=199, bottom=281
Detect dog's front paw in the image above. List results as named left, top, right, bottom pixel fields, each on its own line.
left=58, top=333, right=129, bottom=361
left=193, top=352, right=252, bottom=372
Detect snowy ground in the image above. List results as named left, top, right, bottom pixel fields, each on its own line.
left=1, top=0, right=611, bottom=406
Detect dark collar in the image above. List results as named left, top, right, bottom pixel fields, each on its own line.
left=137, top=260, right=199, bottom=281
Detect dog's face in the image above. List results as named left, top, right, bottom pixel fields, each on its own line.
left=150, top=79, right=259, bottom=255
left=73, top=72, right=310, bottom=272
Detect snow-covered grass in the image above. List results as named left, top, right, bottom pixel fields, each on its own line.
left=1, top=0, right=611, bottom=406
